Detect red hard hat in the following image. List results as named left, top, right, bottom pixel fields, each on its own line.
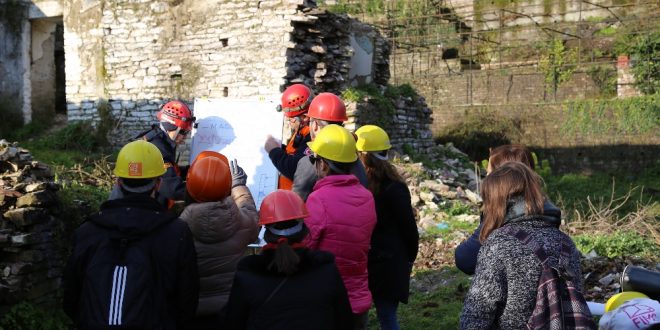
left=186, top=152, right=231, bottom=202
left=281, top=84, right=314, bottom=118
left=259, top=189, right=309, bottom=225
left=157, top=100, right=195, bottom=131
left=307, top=93, right=348, bottom=122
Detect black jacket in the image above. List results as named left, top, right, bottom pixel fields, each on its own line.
left=454, top=199, right=561, bottom=275
left=224, top=249, right=353, bottom=330
left=63, top=194, right=199, bottom=329
left=142, top=128, right=187, bottom=205
left=267, top=130, right=311, bottom=180
left=368, top=179, right=419, bottom=303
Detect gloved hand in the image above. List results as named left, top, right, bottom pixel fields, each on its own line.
left=230, top=159, right=247, bottom=188
left=264, top=135, right=281, bottom=153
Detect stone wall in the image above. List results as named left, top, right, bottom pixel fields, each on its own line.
left=0, top=1, right=30, bottom=131
left=63, top=0, right=392, bottom=157
left=0, top=140, right=63, bottom=313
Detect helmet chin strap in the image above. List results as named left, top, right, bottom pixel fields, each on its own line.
left=159, top=123, right=181, bottom=142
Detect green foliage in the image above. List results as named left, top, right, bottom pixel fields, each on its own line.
left=595, top=25, right=617, bottom=37
left=435, top=108, right=521, bottom=161
left=19, top=122, right=110, bottom=163
left=384, top=83, right=418, bottom=99
left=561, top=94, right=660, bottom=137
left=615, top=31, right=660, bottom=95
left=573, top=231, right=660, bottom=259
left=367, top=268, right=471, bottom=329
left=0, top=302, right=70, bottom=330
left=586, top=65, right=617, bottom=97
left=542, top=164, right=660, bottom=218
left=539, top=38, right=577, bottom=100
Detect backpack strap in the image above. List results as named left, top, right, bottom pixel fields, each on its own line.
left=499, top=226, right=551, bottom=265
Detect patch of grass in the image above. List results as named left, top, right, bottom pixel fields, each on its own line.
left=0, top=302, right=70, bottom=330
left=367, top=267, right=471, bottom=329
left=542, top=164, right=660, bottom=218
left=573, top=231, right=660, bottom=259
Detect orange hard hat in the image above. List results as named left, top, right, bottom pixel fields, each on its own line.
left=259, top=189, right=309, bottom=225
left=307, top=93, right=347, bottom=122
left=186, top=151, right=231, bottom=202
left=280, top=84, right=314, bottom=118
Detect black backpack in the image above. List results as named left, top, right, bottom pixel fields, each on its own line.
left=501, top=227, right=597, bottom=330
left=78, top=218, right=173, bottom=329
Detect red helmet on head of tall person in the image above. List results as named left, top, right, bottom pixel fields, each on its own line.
left=307, top=93, right=348, bottom=122
left=157, top=100, right=195, bottom=131
left=280, top=84, right=314, bottom=118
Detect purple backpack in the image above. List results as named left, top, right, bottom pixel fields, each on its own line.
left=501, top=227, right=596, bottom=330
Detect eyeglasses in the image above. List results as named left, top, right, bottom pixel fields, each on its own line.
left=309, top=154, right=321, bottom=164
left=178, top=129, right=190, bottom=136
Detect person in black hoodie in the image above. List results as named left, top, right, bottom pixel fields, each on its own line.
left=224, top=189, right=353, bottom=330
left=454, top=144, right=562, bottom=275
left=355, top=125, right=419, bottom=330
left=63, top=140, right=199, bottom=329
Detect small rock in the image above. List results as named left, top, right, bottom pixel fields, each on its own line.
left=592, top=286, right=602, bottom=292
left=598, top=273, right=615, bottom=286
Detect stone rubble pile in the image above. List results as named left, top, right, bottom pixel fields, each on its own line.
left=0, top=140, right=62, bottom=312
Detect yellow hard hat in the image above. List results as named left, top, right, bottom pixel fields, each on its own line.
left=355, top=125, right=391, bottom=152
left=114, top=140, right=167, bottom=179
left=605, top=291, right=649, bottom=312
left=307, top=124, right=357, bottom=163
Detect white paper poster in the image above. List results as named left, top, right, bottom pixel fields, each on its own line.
left=191, top=98, right=283, bottom=209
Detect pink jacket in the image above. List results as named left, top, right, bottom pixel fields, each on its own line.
left=304, top=174, right=377, bottom=314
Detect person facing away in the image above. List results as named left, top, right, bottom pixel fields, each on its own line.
left=63, top=140, right=199, bottom=329
left=113, top=100, right=196, bottom=208
left=264, top=84, right=314, bottom=190
left=303, top=124, right=377, bottom=330
left=291, top=92, right=368, bottom=201
left=355, top=125, right=419, bottom=330
left=454, top=144, right=561, bottom=275
left=224, top=189, right=353, bottom=330
left=460, top=162, right=585, bottom=329
left=178, top=151, right=259, bottom=329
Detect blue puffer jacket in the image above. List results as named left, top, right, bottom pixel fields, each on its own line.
left=454, top=200, right=561, bottom=275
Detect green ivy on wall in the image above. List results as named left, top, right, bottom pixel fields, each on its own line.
left=561, top=94, right=660, bottom=136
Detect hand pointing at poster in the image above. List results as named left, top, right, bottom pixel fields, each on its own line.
left=264, top=135, right=281, bottom=153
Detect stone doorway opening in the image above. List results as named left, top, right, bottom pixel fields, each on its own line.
left=29, top=17, right=65, bottom=123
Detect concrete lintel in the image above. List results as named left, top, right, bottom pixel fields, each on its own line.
left=29, top=1, right=63, bottom=19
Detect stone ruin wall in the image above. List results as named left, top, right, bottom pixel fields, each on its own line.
left=63, top=0, right=435, bottom=161
left=0, top=141, right=64, bottom=314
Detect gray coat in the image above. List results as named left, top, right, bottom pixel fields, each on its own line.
left=460, top=197, right=584, bottom=330
left=292, top=155, right=369, bottom=201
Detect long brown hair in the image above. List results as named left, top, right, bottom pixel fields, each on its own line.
left=479, top=162, right=544, bottom=243
left=359, top=153, right=405, bottom=195
left=264, top=220, right=309, bottom=275
left=489, top=144, right=535, bottom=171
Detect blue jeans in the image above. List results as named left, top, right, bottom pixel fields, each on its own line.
left=374, top=298, right=400, bottom=330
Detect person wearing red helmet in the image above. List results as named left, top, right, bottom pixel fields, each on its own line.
left=127, top=100, right=196, bottom=207
left=290, top=92, right=368, bottom=201
left=224, top=189, right=352, bottom=330
left=264, top=84, right=314, bottom=190
left=179, top=152, right=259, bottom=329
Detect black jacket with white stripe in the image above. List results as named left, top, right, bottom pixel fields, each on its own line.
left=63, top=194, right=199, bottom=329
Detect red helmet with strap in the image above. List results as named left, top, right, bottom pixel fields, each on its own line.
left=307, top=93, right=348, bottom=122
left=259, top=189, right=309, bottom=225
left=280, top=84, right=314, bottom=118
left=157, top=100, right=195, bottom=131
